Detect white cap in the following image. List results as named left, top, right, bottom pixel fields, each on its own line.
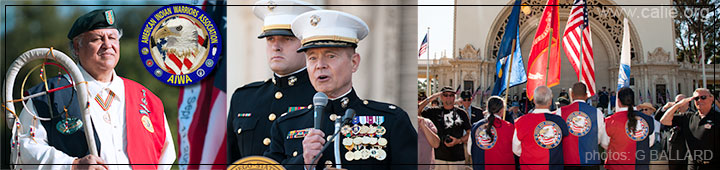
left=291, top=10, right=369, bottom=52
left=252, top=0, right=320, bottom=38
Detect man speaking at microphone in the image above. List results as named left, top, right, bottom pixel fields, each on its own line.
left=227, top=0, right=319, bottom=161
left=263, top=10, right=417, bottom=169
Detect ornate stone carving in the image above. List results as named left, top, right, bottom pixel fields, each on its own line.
left=459, top=44, right=481, bottom=59
left=654, top=77, right=667, bottom=85
left=647, top=47, right=670, bottom=63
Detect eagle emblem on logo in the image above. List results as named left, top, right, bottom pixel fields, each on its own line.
left=534, top=121, right=562, bottom=149
left=567, top=111, right=591, bottom=137
left=475, top=124, right=497, bottom=150
left=139, top=4, right=221, bottom=86
left=625, top=117, right=650, bottom=141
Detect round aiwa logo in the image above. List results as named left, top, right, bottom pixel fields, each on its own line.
left=139, top=4, right=221, bottom=86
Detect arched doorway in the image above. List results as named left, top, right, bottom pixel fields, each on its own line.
left=484, top=0, right=644, bottom=98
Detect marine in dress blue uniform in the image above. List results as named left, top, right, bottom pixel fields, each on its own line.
left=227, top=0, right=319, bottom=162
left=263, top=10, right=417, bottom=169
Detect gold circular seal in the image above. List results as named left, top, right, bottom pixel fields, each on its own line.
left=228, top=156, right=285, bottom=170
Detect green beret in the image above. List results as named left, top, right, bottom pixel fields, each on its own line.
left=67, top=9, right=119, bottom=39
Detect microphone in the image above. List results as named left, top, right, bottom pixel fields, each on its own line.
left=311, top=109, right=356, bottom=168
left=338, top=109, right=356, bottom=125
left=313, top=92, right=328, bottom=129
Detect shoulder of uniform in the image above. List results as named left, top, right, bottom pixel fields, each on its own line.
left=453, top=106, right=467, bottom=113
left=362, top=99, right=406, bottom=115
left=233, top=80, right=270, bottom=93
left=277, top=107, right=313, bottom=123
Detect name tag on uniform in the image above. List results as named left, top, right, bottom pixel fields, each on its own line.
left=287, top=128, right=311, bottom=139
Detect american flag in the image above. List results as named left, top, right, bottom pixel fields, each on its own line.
left=176, top=1, right=226, bottom=169
left=418, top=33, right=428, bottom=57
left=562, top=0, right=596, bottom=97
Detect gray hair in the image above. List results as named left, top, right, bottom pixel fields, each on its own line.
left=67, top=29, right=123, bottom=62
left=533, top=86, right=553, bottom=106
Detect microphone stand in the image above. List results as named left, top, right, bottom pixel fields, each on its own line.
left=310, top=109, right=355, bottom=170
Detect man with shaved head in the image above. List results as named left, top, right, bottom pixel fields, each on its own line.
left=661, top=88, right=720, bottom=169
left=512, top=86, right=568, bottom=170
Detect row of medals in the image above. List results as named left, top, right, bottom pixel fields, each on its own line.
left=340, top=123, right=388, bottom=161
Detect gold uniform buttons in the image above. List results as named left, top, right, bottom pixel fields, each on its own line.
left=275, top=91, right=283, bottom=99
left=269, top=113, right=277, bottom=121
left=292, top=150, right=298, bottom=157
left=237, top=128, right=242, bottom=135
left=263, top=138, right=271, bottom=146
left=389, top=105, right=397, bottom=110
left=330, top=114, right=338, bottom=121
left=363, top=100, right=369, bottom=105
left=324, top=160, right=333, bottom=166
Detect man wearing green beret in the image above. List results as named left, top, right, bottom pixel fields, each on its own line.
left=12, top=9, right=175, bottom=170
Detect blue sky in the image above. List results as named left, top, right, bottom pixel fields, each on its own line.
left=417, top=0, right=454, bottom=59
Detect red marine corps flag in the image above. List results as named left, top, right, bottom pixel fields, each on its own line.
left=526, top=0, right=561, bottom=100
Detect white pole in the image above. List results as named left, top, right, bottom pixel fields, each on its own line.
left=701, top=32, right=707, bottom=88
left=426, top=27, right=431, bottom=96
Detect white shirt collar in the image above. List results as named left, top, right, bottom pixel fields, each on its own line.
left=485, top=113, right=502, bottom=119
left=616, top=107, right=636, bottom=112
left=531, top=108, right=551, bottom=114
left=573, top=99, right=586, bottom=103
left=79, top=65, right=123, bottom=100
left=329, top=88, right=353, bottom=101
left=274, top=67, right=307, bottom=78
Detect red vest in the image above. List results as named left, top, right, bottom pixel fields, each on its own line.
left=515, top=113, right=567, bottom=170
left=604, top=110, right=653, bottom=170
left=560, top=102, right=601, bottom=165
left=123, top=78, right=166, bottom=169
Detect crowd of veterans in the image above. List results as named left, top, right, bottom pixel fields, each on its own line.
left=418, top=82, right=719, bottom=170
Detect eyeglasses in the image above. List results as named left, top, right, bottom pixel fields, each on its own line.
left=694, top=95, right=708, bottom=101
left=462, top=98, right=471, bottom=101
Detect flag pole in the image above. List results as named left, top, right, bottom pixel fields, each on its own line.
left=504, top=39, right=517, bottom=121
left=580, top=8, right=585, bottom=87
left=545, top=28, right=553, bottom=86
left=701, top=31, right=707, bottom=88
left=426, top=27, right=431, bottom=96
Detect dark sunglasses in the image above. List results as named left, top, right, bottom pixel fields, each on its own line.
left=442, top=93, right=455, bottom=97
left=694, top=95, right=708, bottom=101
left=462, top=98, right=471, bottom=101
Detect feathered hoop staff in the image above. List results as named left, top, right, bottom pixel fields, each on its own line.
left=4, top=48, right=99, bottom=166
